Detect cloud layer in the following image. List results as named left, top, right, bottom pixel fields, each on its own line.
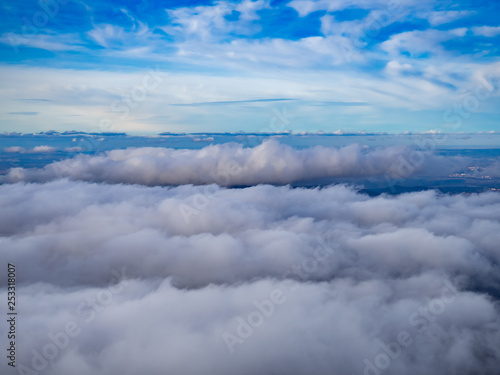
left=0, top=140, right=475, bottom=186
left=1, top=179, right=500, bottom=374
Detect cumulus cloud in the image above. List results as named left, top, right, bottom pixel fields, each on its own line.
left=0, top=140, right=473, bottom=186
left=1, top=139, right=499, bottom=375
left=3, top=145, right=56, bottom=153
left=0, top=180, right=500, bottom=375
left=3, top=146, right=25, bottom=153
left=30, top=145, right=57, bottom=153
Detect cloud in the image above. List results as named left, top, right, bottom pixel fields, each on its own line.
left=0, top=139, right=473, bottom=185
left=380, top=29, right=468, bottom=58
left=472, top=26, right=500, bottom=37
left=163, top=0, right=269, bottom=41
left=8, top=112, right=39, bottom=115
left=3, top=146, right=25, bottom=153
left=31, top=145, right=57, bottom=153
left=13, top=99, right=53, bottom=102
left=171, top=98, right=297, bottom=106
left=288, top=0, right=383, bottom=17
left=1, top=179, right=500, bottom=374
left=86, top=22, right=159, bottom=51
left=0, top=33, right=85, bottom=52
left=3, top=145, right=56, bottom=153
left=427, top=11, right=474, bottom=26
left=0, top=58, right=498, bottom=134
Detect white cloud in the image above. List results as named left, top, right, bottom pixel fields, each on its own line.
left=0, top=140, right=473, bottom=185
left=427, top=11, right=474, bottom=26
left=0, top=59, right=498, bottom=134
left=380, top=29, right=465, bottom=58
left=3, top=146, right=25, bottom=153
left=163, top=0, right=269, bottom=42
left=3, top=145, right=56, bottom=153
left=87, top=24, right=125, bottom=48
left=0, top=32, right=85, bottom=52
left=385, top=60, right=415, bottom=75
left=30, top=145, right=56, bottom=153
left=472, top=26, right=500, bottom=37
left=86, top=22, right=156, bottom=49
left=1, top=179, right=500, bottom=374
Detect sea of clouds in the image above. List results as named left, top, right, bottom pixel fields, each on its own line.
left=0, top=141, right=499, bottom=375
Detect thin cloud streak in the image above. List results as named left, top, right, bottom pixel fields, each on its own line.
left=171, top=98, right=298, bottom=106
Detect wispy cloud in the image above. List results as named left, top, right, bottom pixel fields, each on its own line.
left=8, top=111, right=39, bottom=115
left=13, top=99, right=53, bottom=102
left=472, top=25, right=500, bottom=37
left=171, top=98, right=297, bottom=106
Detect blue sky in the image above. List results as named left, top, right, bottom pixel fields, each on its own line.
left=0, top=0, right=499, bottom=134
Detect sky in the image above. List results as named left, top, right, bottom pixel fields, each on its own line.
left=1, top=0, right=500, bottom=134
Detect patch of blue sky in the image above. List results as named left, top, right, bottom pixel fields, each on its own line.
left=328, top=8, right=370, bottom=22
left=442, top=35, right=500, bottom=58
left=252, top=8, right=324, bottom=40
